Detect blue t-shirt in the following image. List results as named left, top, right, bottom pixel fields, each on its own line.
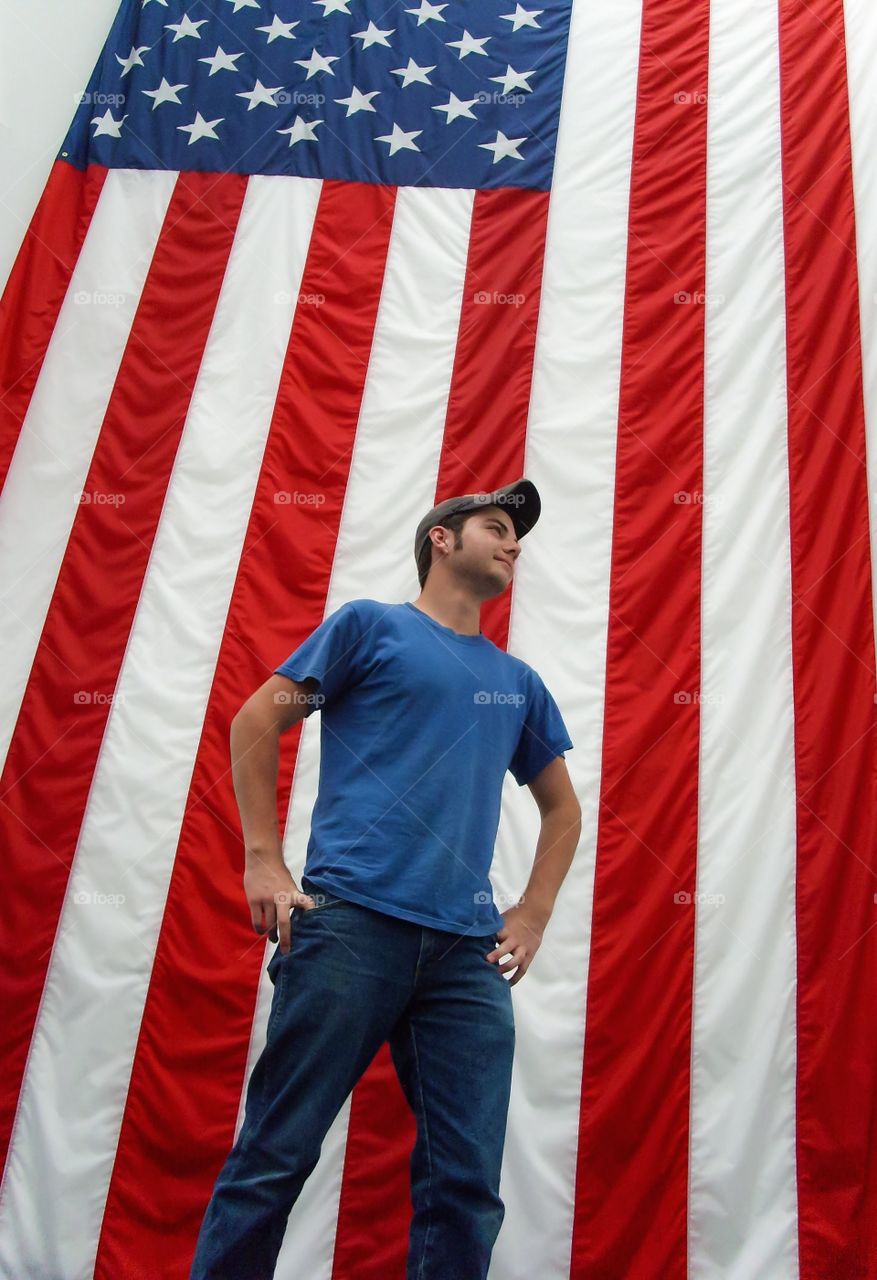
left=274, top=598, right=573, bottom=934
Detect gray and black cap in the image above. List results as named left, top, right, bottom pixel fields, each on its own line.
left=413, top=477, right=542, bottom=567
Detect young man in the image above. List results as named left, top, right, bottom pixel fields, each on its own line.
left=190, top=477, right=582, bottom=1280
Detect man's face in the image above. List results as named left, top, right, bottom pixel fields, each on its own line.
left=442, top=505, right=521, bottom=598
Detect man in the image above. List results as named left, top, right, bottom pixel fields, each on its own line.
left=190, top=477, right=582, bottom=1280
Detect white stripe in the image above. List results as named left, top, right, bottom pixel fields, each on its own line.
left=0, top=168, right=176, bottom=768
left=494, top=2, right=642, bottom=1277
left=844, top=0, right=877, bottom=674
left=271, top=182, right=475, bottom=1279
left=689, top=5, right=799, bottom=1276
left=0, top=175, right=321, bottom=1279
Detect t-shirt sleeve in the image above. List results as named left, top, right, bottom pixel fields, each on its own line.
left=508, top=669, right=574, bottom=787
left=273, top=600, right=367, bottom=717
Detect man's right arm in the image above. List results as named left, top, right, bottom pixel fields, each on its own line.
left=231, top=673, right=319, bottom=952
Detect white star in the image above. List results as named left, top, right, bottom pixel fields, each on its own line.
left=256, top=16, right=300, bottom=41
left=489, top=65, right=535, bottom=94
left=116, top=45, right=150, bottom=76
left=335, top=86, right=380, bottom=116
left=141, top=0, right=168, bottom=7
left=142, top=78, right=187, bottom=109
left=313, top=0, right=352, bottom=12
left=352, top=21, right=394, bottom=48
left=375, top=123, right=422, bottom=155
left=390, top=57, right=435, bottom=87
left=165, top=14, right=208, bottom=41
left=278, top=116, right=323, bottom=146
left=199, top=46, right=244, bottom=75
left=177, top=112, right=223, bottom=144
left=91, top=110, right=128, bottom=138
left=405, top=0, right=447, bottom=22
left=432, top=92, right=478, bottom=123
left=236, top=79, right=284, bottom=109
left=446, top=30, right=491, bottom=58
left=225, top=0, right=260, bottom=10
left=294, top=48, right=340, bottom=78
left=499, top=3, right=542, bottom=29
left=478, top=130, right=525, bottom=164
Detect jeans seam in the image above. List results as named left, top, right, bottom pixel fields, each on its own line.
left=268, top=958, right=284, bottom=1040
left=409, top=1018, right=434, bottom=1280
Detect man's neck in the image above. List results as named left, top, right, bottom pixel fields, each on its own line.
left=410, top=591, right=483, bottom=636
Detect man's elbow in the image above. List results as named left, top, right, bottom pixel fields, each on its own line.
left=543, top=790, right=582, bottom=842
left=555, top=799, right=582, bottom=835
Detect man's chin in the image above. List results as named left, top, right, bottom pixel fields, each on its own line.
left=483, top=571, right=512, bottom=598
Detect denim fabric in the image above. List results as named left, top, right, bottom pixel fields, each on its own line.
left=190, top=875, right=516, bottom=1280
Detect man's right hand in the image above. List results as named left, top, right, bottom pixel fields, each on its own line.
left=244, top=852, right=316, bottom=955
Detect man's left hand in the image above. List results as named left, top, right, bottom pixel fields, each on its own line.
left=485, top=904, right=548, bottom=986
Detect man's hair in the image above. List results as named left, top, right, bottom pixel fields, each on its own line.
left=416, top=509, right=477, bottom=589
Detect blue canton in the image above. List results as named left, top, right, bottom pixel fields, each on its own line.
left=60, top=0, right=573, bottom=190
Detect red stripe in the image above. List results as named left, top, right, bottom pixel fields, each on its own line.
left=777, top=2, right=877, bottom=1273
left=569, top=3, right=710, bottom=1276
left=0, top=161, right=107, bottom=493
left=0, top=171, right=247, bottom=1176
left=332, top=186, right=550, bottom=1279
left=94, top=180, right=396, bottom=1280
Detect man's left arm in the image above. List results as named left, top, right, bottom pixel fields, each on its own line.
left=486, top=756, right=582, bottom=985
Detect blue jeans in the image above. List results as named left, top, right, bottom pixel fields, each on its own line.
left=190, top=876, right=516, bottom=1280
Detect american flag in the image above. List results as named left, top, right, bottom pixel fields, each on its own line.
left=1, top=0, right=876, bottom=1276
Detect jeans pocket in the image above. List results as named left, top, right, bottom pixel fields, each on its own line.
left=267, top=940, right=287, bottom=984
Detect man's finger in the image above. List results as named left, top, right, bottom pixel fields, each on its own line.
left=263, top=900, right=278, bottom=938
left=274, top=890, right=295, bottom=954
left=497, top=945, right=526, bottom=974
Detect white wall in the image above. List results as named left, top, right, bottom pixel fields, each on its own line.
left=0, top=0, right=121, bottom=295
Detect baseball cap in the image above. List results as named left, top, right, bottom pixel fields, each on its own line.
left=413, top=478, right=541, bottom=567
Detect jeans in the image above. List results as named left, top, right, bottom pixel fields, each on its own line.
left=189, top=876, right=516, bottom=1280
